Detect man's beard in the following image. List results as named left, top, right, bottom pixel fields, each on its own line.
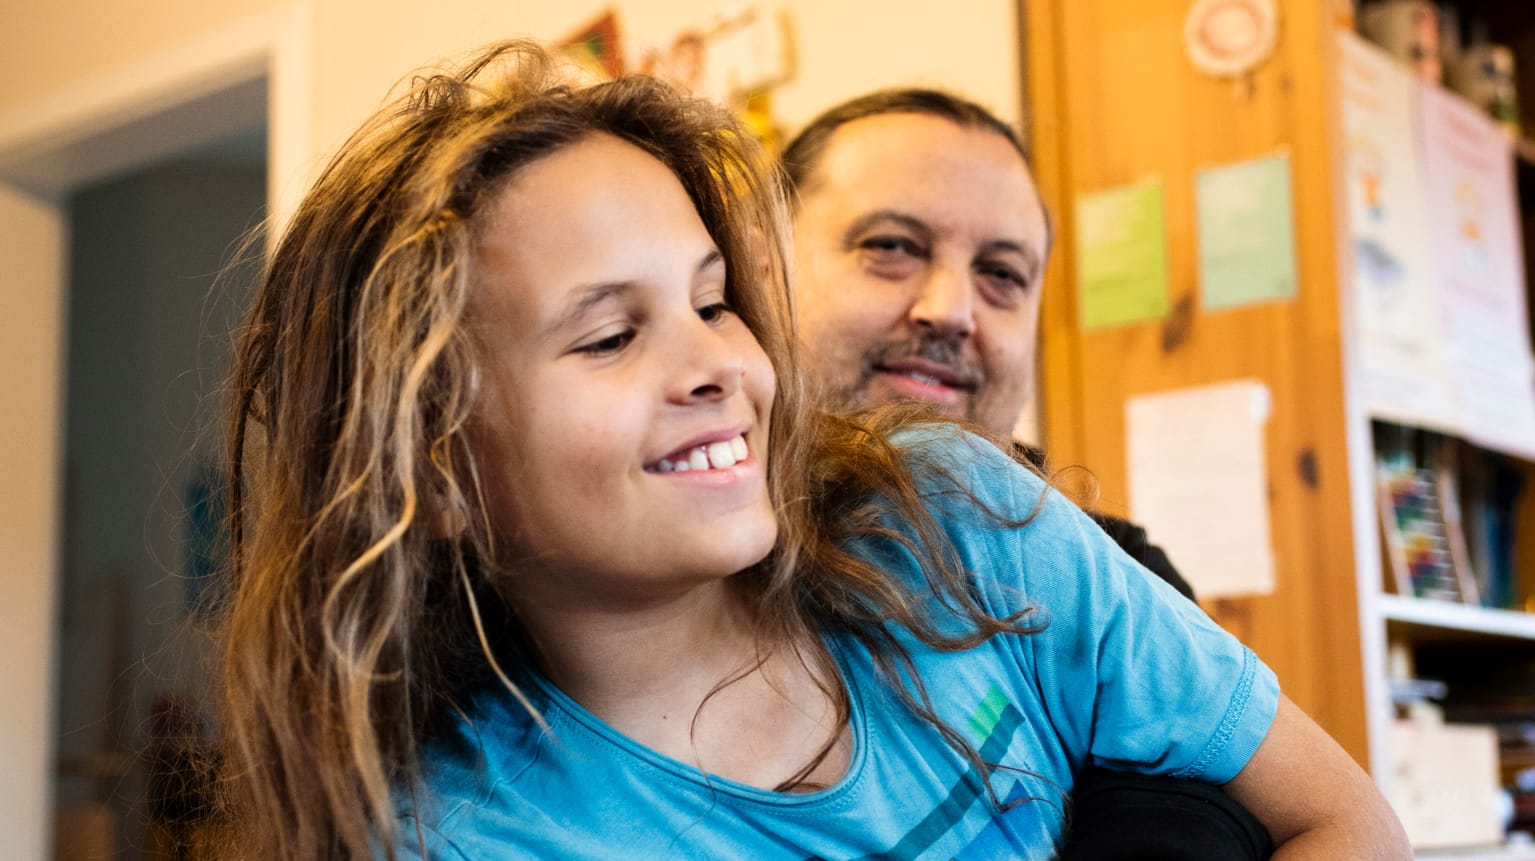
left=840, top=332, right=986, bottom=417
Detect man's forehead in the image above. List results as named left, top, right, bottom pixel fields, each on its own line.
left=803, top=114, right=1047, bottom=243
left=816, top=113, right=1026, bottom=176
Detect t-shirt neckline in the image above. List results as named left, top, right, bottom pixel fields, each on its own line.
left=527, top=635, right=870, bottom=809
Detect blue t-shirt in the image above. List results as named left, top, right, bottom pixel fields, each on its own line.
left=394, top=429, right=1279, bottom=860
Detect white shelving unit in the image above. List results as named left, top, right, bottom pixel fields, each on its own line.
left=1339, top=28, right=1535, bottom=849
left=1417, top=843, right=1535, bottom=861
left=1380, top=596, right=1535, bottom=643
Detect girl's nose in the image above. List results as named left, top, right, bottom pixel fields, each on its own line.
left=668, top=320, right=745, bottom=404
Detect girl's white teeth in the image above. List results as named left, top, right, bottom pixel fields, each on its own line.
left=655, top=434, right=748, bottom=472
left=705, top=441, right=735, bottom=467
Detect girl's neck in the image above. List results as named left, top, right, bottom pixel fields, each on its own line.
left=512, top=577, right=851, bottom=791
left=518, top=577, right=761, bottom=712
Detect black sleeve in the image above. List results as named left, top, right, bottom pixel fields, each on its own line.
left=1013, top=443, right=1198, bottom=603
left=1089, top=513, right=1197, bottom=603
left=1062, top=769, right=1274, bottom=861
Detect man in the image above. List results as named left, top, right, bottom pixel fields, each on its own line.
left=781, top=90, right=1267, bottom=860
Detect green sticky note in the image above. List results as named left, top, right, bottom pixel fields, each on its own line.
left=1075, top=182, right=1170, bottom=329
left=1196, top=155, right=1298, bottom=311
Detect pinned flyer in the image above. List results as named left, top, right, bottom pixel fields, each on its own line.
left=1074, top=181, right=1171, bottom=329
left=1196, top=154, right=1298, bottom=311
left=1126, top=380, right=1276, bottom=598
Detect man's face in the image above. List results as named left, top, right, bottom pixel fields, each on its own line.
left=791, top=113, right=1050, bottom=434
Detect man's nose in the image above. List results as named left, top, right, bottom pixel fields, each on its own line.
left=908, top=264, right=976, bottom=340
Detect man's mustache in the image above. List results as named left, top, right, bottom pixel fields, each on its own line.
left=862, top=335, right=984, bottom=390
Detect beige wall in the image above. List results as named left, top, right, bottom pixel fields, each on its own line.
left=1, top=0, right=1020, bottom=255
left=0, top=0, right=276, bottom=105
left=0, top=2, right=1019, bottom=855
left=297, top=0, right=1021, bottom=212
left=2, top=0, right=1019, bottom=117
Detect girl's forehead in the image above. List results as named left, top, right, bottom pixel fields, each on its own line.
left=467, top=135, right=722, bottom=326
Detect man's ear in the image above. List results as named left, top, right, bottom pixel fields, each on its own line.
left=747, top=223, right=798, bottom=325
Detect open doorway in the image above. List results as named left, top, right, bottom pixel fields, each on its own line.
left=0, top=67, right=269, bottom=858
left=53, top=127, right=266, bottom=858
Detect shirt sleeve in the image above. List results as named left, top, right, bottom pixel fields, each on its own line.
left=897, top=428, right=1280, bottom=785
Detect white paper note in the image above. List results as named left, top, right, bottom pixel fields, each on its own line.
left=1126, top=380, right=1276, bottom=598
left=1337, top=32, right=1457, bottom=431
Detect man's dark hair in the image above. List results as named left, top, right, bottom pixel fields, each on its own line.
left=780, top=87, right=1052, bottom=251
left=780, top=88, right=1032, bottom=196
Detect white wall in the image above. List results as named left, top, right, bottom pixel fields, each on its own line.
left=0, top=2, right=1021, bottom=855
left=0, top=186, right=65, bottom=861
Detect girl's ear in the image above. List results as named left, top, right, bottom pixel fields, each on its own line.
left=751, top=225, right=775, bottom=284
left=425, top=494, right=469, bottom=540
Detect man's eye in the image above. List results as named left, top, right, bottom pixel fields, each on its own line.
left=859, top=235, right=924, bottom=258
left=977, top=262, right=1032, bottom=309
left=980, top=263, right=1028, bottom=289
left=574, top=329, right=635, bottom=356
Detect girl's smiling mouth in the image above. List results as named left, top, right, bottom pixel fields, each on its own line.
left=647, top=433, right=751, bottom=473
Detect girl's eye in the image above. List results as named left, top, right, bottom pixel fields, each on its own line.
left=697, top=302, right=733, bottom=324
left=574, top=329, right=635, bottom=356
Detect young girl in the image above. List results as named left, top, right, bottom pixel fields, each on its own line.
left=219, top=40, right=1408, bottom=860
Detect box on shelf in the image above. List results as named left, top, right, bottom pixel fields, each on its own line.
left=1390, top=703, right=1507, bottom=849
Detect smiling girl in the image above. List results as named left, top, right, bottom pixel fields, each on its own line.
left=218, top=41, right=1407, bottom=860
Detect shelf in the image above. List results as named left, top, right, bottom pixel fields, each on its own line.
left=1417, top=841, right=1535, bottom=861
left=1381, top=594, right=1535, bottom=643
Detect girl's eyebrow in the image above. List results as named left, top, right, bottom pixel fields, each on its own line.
left=542, top=281, right=631, bottom=339
left=696, top=248, right=725, bottom=277
left=542, top=249, right=726, bottom=338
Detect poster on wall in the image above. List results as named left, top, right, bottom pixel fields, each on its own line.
left=560, top=11, right=626, bottom=81
left=555, top=7, right=793, bottom=153
left=1195, top=153, right=1298, bottom=311
left=1337, top=31, right=1455, bottom=431
left=631, top=6, right=793, bottom=152
left=1419, top=85, right=1531, bottom=371
left=1074, top=181, right=1171, bottom=329
left=1418, top=82, right=1535, bottom=457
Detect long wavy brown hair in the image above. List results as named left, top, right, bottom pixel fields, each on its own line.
left=219, top=40, right=1042, bottom=860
